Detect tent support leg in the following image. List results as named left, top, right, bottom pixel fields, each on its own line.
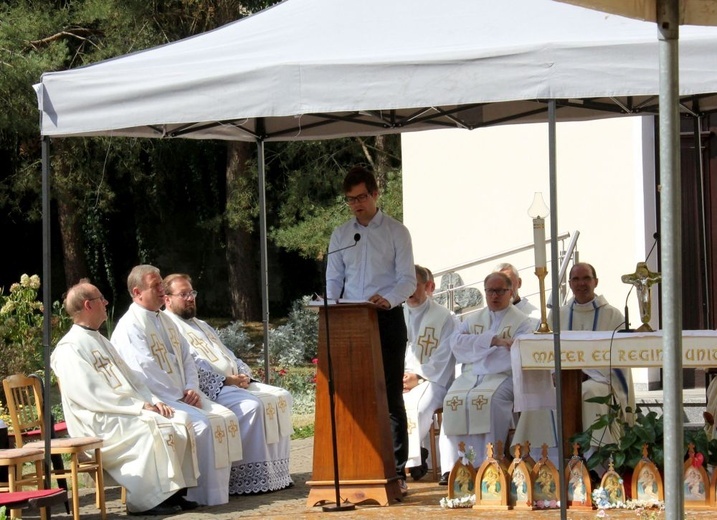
left=41, top=135, right=53, bottom=487
left=256, top=130, right=271, bottom=384
left=657, top=1, right=684, bottom=518
left=547, top=100, right=567, bottom=520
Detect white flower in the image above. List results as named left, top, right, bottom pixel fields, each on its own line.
left=29, top=275, right=40, bottom=290
left=20, top=274, right=30, bottom=287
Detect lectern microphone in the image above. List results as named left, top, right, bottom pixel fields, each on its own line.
left=327, top=233, right=361, bottom=257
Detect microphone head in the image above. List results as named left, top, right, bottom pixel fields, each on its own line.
left=353, top=233, right=361, bottom=243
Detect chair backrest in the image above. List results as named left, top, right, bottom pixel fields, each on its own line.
left=2, top=374, right=46, bottom=447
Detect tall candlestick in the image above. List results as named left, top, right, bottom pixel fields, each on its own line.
left=533, top=216, right=546, bottom=269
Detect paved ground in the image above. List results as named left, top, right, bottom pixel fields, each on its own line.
left=15, top=436, right=717, bottom=519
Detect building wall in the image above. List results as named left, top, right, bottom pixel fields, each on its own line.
left=401, top=116, right=658, bottom=388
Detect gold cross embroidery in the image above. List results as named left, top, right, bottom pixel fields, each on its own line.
left=167, top=433, right=175, bottom=450
left=227, top=420, right=239, bottom=439
left=214, top=425, right=226, bottom=444
left=278, top=397, right=288, bottom=414
left=266, top=404, right=277, bottom=421
left=416, top=327, right=439, bottom=362
left=91, top=350, right=121, bottom=389
left=407, top=417, right=417, bottom=434
left=472, top=394, right=489, bottom=410
left=471, top=324, right=485, bottom=334
left=149, top=333, right=173, bottom=374
left=186, top=331, right=219, bottom=362
left=447, top=396, right=464, bottom=411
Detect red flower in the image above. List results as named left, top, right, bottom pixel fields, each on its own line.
left=311, top=358, right=318, bottom=365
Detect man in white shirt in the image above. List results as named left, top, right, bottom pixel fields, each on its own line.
left=326, top=166, right=416, bottom=491
left=402, top=265, right=458, bottom=481
left=52, top=280, right=198, bottom=516
left=111, top=265, right=242, bottom=506
left=438, top=272, right=533, bottom=484
left=163, top=273, right=294, bottom=495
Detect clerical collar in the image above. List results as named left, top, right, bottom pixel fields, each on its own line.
left=568, top=298, right=599, bottom=330
left=76, top=324, right=99, bottom=332
left=407, top=298, right=430, bottom=315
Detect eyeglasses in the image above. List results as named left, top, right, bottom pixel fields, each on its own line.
left=167, top=290, right=198, bottom=300
left=485, top=288, right=510, bottom=296
left=87, top=294, right=105, bottom=302
left=344, top=192, right=371, bottom=205
left=570, top=276, right=594, bottom=283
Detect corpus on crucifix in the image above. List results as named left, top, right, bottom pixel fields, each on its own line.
left=621, top=262, right=661, bottom=332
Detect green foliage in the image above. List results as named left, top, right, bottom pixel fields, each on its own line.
left=572, top=395, right=717, bottom=474
left=216, top=320, right=257, bottom=361
left=0, top=274, right=71, bottom=380
left=267, top=296, right=318, bottom=365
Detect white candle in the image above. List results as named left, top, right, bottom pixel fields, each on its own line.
left=533, top=217, right=546, bottom=268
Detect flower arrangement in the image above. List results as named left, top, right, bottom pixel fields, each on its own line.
left=439, top=494, right=475, bottom=509
left=592, top=487, right=663, bottom=518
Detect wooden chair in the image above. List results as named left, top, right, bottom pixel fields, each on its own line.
left=3, top=374, right=107, bottom=520
left=428, top=407, right=443, bottom=481
left=0, top=488, right=68, bottom=520
left=0, top=447, right=45, bottom=519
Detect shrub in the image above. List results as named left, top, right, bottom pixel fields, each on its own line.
left=216, top=320, right=256, bottom=361
left=267, top=296, right=318, bottom=366
left=0, top=275, right=71, bottom=382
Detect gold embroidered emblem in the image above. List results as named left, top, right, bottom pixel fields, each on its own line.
left=227, top=420, right=239, bottom=438
left=472, top=394, right=489, bottom=410
left=167, top=433, right=175, bottom=450
left=447, top=396, right=464, bottom=411
left=149, top=333, right=172, bottom=373
left=417, top=327, right=439, bottom=362
left=278, top=396, right=288, bottom=413
left=91, top=351, right=121, bottom=389
left=471, top=324, right=485, bottom=334
left=407, top=417, right=417, bottom=434
left=499, top=326, right=512, bottom=339
left=214, top=424, right=226, bottom=444
left=266, top=404, right=277, bottom=421
left=186, top=331, right=219, bottom=362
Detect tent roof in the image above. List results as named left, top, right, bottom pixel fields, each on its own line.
left=34, top=0, right=717, bottom=141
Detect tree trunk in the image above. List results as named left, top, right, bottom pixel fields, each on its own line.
left=56, top=186, right=88, bottom=287
left=225, top=141, right=261, bottom=321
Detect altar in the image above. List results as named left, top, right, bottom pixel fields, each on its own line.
left=510, top=330, right=717, bottom=431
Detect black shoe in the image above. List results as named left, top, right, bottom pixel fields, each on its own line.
left=438, top=472, right=450, bottom=485
left=128, top=504, right=181, bottom=516
left=409, top=464, right=427, bottom=481
left=175, top=497, right=199, bottom=511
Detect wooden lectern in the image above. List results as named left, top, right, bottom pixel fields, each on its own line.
left=307, top=302, right=402, bottom=507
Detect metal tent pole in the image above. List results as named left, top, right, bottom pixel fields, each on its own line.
left=548, top=100, right=567, bottom=520
left=41, top=135, right=52, bottom=486
left=657, top=1, right=684, bottom=518
left=256, top=126, right=271, bottom=384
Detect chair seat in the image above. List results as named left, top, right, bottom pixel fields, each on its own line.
left=21, top=421, right=68, bottom=441
left=0, top=448, right=44, bottom=465
left=0, top=488, right=67, bottom=508
left=27, top=436, right=103, bottom=451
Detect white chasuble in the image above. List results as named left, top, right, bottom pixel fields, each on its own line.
left=443, top=306, right=526, bottom=436
left=167, top=313, right=293, bottom=442
left=117, top=305, right=242, bottom=466
left=51, top=325, right=199, bottom=513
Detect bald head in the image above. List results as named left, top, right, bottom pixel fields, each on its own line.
left=64, top=279, right=107, bottom=329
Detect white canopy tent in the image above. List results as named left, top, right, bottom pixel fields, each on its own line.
left=34, top=0, right=717, bottom=514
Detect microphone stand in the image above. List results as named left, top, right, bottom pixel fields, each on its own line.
left=320, top=238, right=359, bottom=512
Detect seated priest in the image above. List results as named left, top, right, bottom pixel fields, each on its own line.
left=402, top=265, right=458, bottom=480
left=111, top=265, right=242, bottom=507
left=438, top=271, right=533, bottom=485
left=51, top=280, right=199, bottom=516
left=163, top=273, right=294, bottom=495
